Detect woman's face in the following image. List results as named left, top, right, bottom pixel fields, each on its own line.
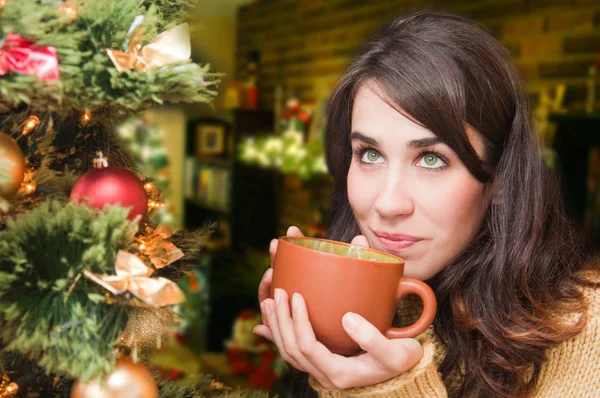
left=348, top=83, right=491, bottom=280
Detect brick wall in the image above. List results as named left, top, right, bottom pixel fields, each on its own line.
left=237, top=0, right=600, bottom=112
left=277, top=174, right=334, bottom=236
left=237, top=0, right=600, bottom=234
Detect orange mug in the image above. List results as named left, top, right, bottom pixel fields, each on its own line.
left=270, top=236, right=437, bottom=356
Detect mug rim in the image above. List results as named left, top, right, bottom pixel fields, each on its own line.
left=280, top=236, right=405, bottom=266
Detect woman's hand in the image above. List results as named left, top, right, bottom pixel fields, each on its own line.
left=257, top=226, right=306, bottom=329
left=254, top=233, right=423, bottom=390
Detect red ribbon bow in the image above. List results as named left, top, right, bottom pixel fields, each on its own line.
left=0, top=34, right=60, bottom=80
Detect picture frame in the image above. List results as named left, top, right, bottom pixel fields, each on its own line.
left=191, top=120, right=229, bottom=157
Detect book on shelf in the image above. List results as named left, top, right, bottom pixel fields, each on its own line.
left=184, top=156, right=231, bottom=213
left=184, top=157, right=196, bottom=199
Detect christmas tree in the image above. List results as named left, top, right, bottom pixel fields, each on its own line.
left=0, top=1, right=269, bottom=396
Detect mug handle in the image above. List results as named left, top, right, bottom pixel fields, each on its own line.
left=385, top=277, right=437, bottom=339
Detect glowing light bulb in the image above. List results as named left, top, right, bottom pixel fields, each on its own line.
left=22, top=115, right=40, bottom=135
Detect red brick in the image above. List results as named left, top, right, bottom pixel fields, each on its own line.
left=547, top=12, right=595, bottom=32
left=502, top=17, right=546, bottom=37
left=515, top=62, right=539, bottom=79
left=529, top=0, right=574, bottom=11
left=463, top=0, right=529, bottom=20
left=539, top=58, right=596, bottom=78
left=520, top=36, right=563, bottom=57
left=564, top=33, right=600, bottom=54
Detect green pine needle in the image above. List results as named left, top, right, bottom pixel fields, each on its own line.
left=0, top=200, right=138, bottom=381
left=0, top=0, right=220, bottom=117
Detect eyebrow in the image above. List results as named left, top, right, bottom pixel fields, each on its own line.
left=350, top=131, right=442, bottom=149
left=408, top=137, right=441, bottom=149
left=350, top=131, right=378, bottom=146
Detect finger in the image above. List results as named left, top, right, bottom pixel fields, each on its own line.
left=258, top=268, right=273, bottom=304
left=342, top=312, right=422, bottom=373
left=264, top=298, right=303, bottom=370
left=270, top=226, right=304, bottom=267
left=286, top=225, right=305, bottom=237
left=274, top=289, right=330, bottom=386
left=291, top=293, right=347, bottom=389
left=253, top=324, right=274, bottom=342
left=293, top=299, right=414, bottom=389
left=260, top=300, right=270, bottom=328
left=350, top=235, right=369, bottom=247
left=269, top=239, right=278, bottom=267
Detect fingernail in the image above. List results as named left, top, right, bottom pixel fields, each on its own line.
left=270, top=239, right=277, bottom=251
left=262, top=268, right=273, bottom=281
left=274, top=289, right=281, bottom=305
left=342, top=312, right=361, bottom=333
left=292, top=293, right=299, bottom=310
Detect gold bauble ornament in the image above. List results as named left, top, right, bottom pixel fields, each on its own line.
left=70, top=358, right=158, bottom=398
left=0, top=131, right=25, bottom=200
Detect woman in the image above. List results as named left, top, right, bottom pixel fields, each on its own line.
left=254, top=11, right=599, bottom=398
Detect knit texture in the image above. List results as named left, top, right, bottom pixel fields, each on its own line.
left=310, top=276, right=600, bottom=397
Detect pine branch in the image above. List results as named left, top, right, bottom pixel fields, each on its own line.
left=0, top=200, right=138, bottom=381
left=0, top=0, right=220, bottom=118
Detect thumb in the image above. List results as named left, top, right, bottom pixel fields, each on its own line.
left=350, top=235, right=369, bottom=247
left=342, top=312, right=385, bottom=353
left=342, top=312, right=422, bottom=372
left=287, top=225, right=305, bottom=237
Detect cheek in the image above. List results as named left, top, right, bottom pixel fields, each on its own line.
left=420, top=173, right=488, bottom=238
left=347, top=164, right=377, bottom=220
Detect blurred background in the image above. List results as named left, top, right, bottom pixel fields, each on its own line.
left=142, top=0, right=600, bottom=393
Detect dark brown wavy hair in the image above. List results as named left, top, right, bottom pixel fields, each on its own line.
left=324, top=11, right=594, bottom=398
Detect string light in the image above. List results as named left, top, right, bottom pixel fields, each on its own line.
left=58, top=2, right=77, bottom=19
left=24, top=183, right=36, bottom=194
left=0, top=0, right=7, bottom=8
left=147, top=200, right=164, bottom=209
left=143, top=182, right=154, bottom=191
left=22, top=115, right=40, bottom=136
left=138, top=243, right=146, bottom=251
left=81, top=111, right=91, bottom=125
left=0, top=374, right=18, bottom=397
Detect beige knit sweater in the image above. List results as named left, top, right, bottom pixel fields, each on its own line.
left=310, top=278, right=600, bottom=397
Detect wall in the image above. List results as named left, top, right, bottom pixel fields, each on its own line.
left=236, top=0, right=600, bottom=235
left=237, top=0, right=600, bottom=112
left=142, top=108, right=187, bottom=228
left=144, top=1, right=255, bottom=228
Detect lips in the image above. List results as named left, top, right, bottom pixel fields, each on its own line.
left=372, top=230, right=423, bottom=251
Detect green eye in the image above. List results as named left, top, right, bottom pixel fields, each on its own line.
left=362, top=150, right=382, bottom=164
left=419, top=153, right=445, bottom=168
left=424, top=154, right=438, bottom=166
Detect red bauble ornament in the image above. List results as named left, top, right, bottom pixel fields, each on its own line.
left=0, top=131, right=25, bottom=200
left=70, top=152, right=148, bottom=224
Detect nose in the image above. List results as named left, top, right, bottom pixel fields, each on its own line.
left=373, top=171, right=414, bottom=218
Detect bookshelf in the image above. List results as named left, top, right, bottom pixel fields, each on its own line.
left=551, top=113, right=600, bottom=249
left=183, top=109, right=279, bottom=351
left=184, top=110, right=278, bottom=250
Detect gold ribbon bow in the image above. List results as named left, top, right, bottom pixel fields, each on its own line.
left=84, top=251, right=185, bottom=307
left=106, top=23, right=191, bottom=72
left=140, top=225, right=184, bottom=269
